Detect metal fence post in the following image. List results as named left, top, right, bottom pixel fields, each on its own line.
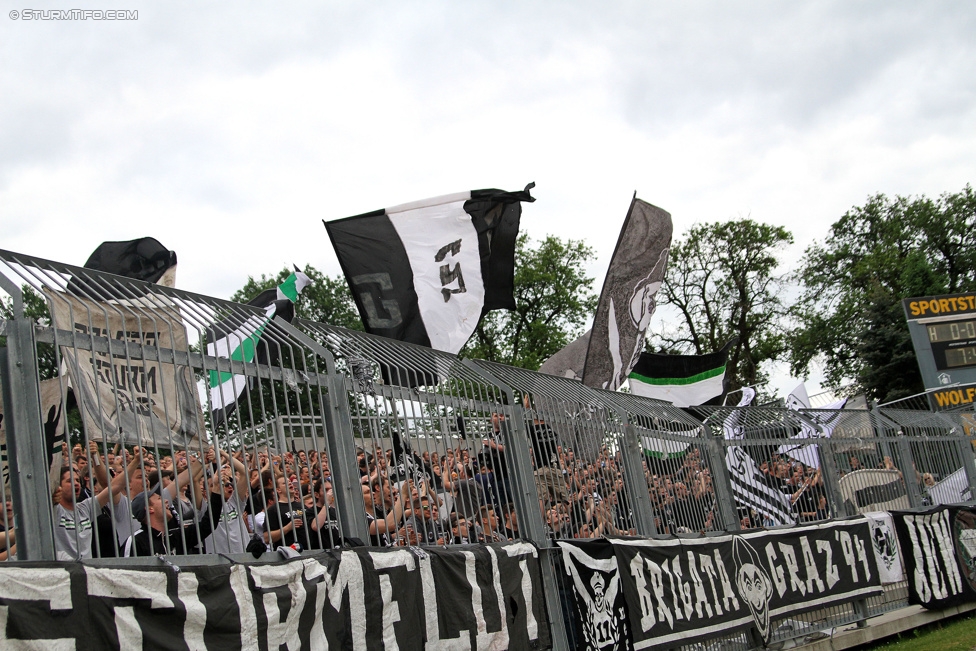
left=700, top=421, right=739, bottom=532
left=871, top=406, right=925, bottom=508
left=461, top=360, right=570, bottom=651
left=942, top=412, right=976, bottom=502
left=817, top=440, right=847, bottom=519
left=0, top=318, right=56, bottom=560
left=273, top=319, right=370, bottom=544
left=619, top=423, right=657, bottom=536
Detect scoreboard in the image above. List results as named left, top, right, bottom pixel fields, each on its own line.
left=903, top=292, right=976, bottom=403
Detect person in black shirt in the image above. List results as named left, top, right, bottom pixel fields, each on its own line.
left=124, top=484, right=218, bottom=557
left=265, top=476, right=307, bottom=548
left=265, top=476, right=334, bottom=549
left=303, top=479, right=340, bottom=550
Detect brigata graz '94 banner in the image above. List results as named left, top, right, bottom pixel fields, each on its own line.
left=893, top=505, right=976, bottom=610
left=0, top=542, right=550, bottom=650
left=558, top=519, right=882, bottom=650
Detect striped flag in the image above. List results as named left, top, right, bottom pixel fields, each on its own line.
left=722, top=388, right=795, bottom=526
left=207, top=272, right=310, bottom=425
left=628, top=342, right=732, bottom=407
left=324, top=185, right=533, bottom=354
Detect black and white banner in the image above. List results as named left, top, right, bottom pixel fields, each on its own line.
left=0, top=541, right=550, bottom=650
left=863, top=511, right=904, bottom=584
left=324, top=185, right=533, bottom=355
left=49, top=290, right=206, bottom=448
left=893, top=506, right=976, bottom=610
left=559, top=519, right=882, bottom=650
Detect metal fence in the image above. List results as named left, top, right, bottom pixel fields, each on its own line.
left=1, top=248, right=976, bottom=650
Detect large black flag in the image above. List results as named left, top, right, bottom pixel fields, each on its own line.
left=539, top=196, right=671, bottom=389
left=324, top=185, right=534, bottom=354
left=68, top=237, right=178, bottom=299
left=82, top=237, right=177, bottom=283
left=582, top=197, right=671, bottom=390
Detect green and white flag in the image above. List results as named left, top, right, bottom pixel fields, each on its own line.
left=628, top=343, right=731, bottom=408
left=639, top=434, right=694, bottom=460
left=207, top=272, right=311, bottom=425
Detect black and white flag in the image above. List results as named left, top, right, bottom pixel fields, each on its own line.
left=863, top=511, right=904, bottom=584
left=722, top=389, right=795, bottom=526
left=324, top=185, right=534, bottom=354
left=777, top=383, right=847, bottom=469
left=560, top=521, right=882, bottom=650
left=557, top=539, right=629, bottom=651
left=0, top=542, right=550, bottom=650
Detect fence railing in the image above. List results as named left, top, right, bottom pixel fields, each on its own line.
left=1, top=248, right=975, bottom=650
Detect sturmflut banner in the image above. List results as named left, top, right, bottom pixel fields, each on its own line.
left=0, top=542, right=550, bottom=650
left=49, top=290, right=205, bottom=448
left=559, top=519, right=882, bottom=650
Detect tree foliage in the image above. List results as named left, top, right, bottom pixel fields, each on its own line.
left=460, top=234, right=598, bottom=370
left=651, top=219, right=794, bottom=396
left=1, top=285, right=59, bottom=380
left=230, top=264, right=362, bottom=331
left=790, top=185, right=976, bottom=403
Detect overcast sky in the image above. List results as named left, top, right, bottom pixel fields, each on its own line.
left=2, top=1, right=974, bottom=398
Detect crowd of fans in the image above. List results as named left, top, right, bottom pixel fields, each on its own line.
left=49, top=441, right=341, bottom=560
left=0, top=417, right=940, bottom=561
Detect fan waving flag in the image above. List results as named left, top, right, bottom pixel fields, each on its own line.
left=324, top=184, right=534, bottom=353
left=628, top=341, right=733, bottom=407
left=207, top=271, right=311, bottom=425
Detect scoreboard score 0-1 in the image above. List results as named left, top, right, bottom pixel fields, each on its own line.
left=904, top=292, right=976, bottom=399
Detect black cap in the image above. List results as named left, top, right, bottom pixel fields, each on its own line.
left=130, top=483, right=164, bottom=522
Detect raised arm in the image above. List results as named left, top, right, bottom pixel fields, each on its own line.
left=167, top=454, right=205, bottom=504
left=88, top=441, right=110, bottom=495
left=98, top=447, right=142, bottom=508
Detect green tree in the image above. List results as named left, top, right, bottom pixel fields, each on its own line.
left=460, top=234, right=598, bottom=370
left=230, top=264, right=362, bottom=331
left=790, top=185, right=976, bottom=402
left=650, top=218, right=794, bottom=396
left=1, top=285, right=59, bottom=380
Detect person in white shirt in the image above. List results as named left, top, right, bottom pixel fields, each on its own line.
left=55, top=443, right=134, bottom=560
left=204, top=450, right=250, bottom=555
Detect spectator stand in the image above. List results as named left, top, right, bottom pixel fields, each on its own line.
left=1, top=245, right=976, bottom=651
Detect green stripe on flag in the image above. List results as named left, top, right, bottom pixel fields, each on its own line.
left=629, top=364, right=725, bottom=387
left=208, top=318, right=272, bottom=387
left=278, top=273, right=300, bottom=303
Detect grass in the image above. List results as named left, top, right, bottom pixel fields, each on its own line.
left=855, top=612, right=976, bottom=650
